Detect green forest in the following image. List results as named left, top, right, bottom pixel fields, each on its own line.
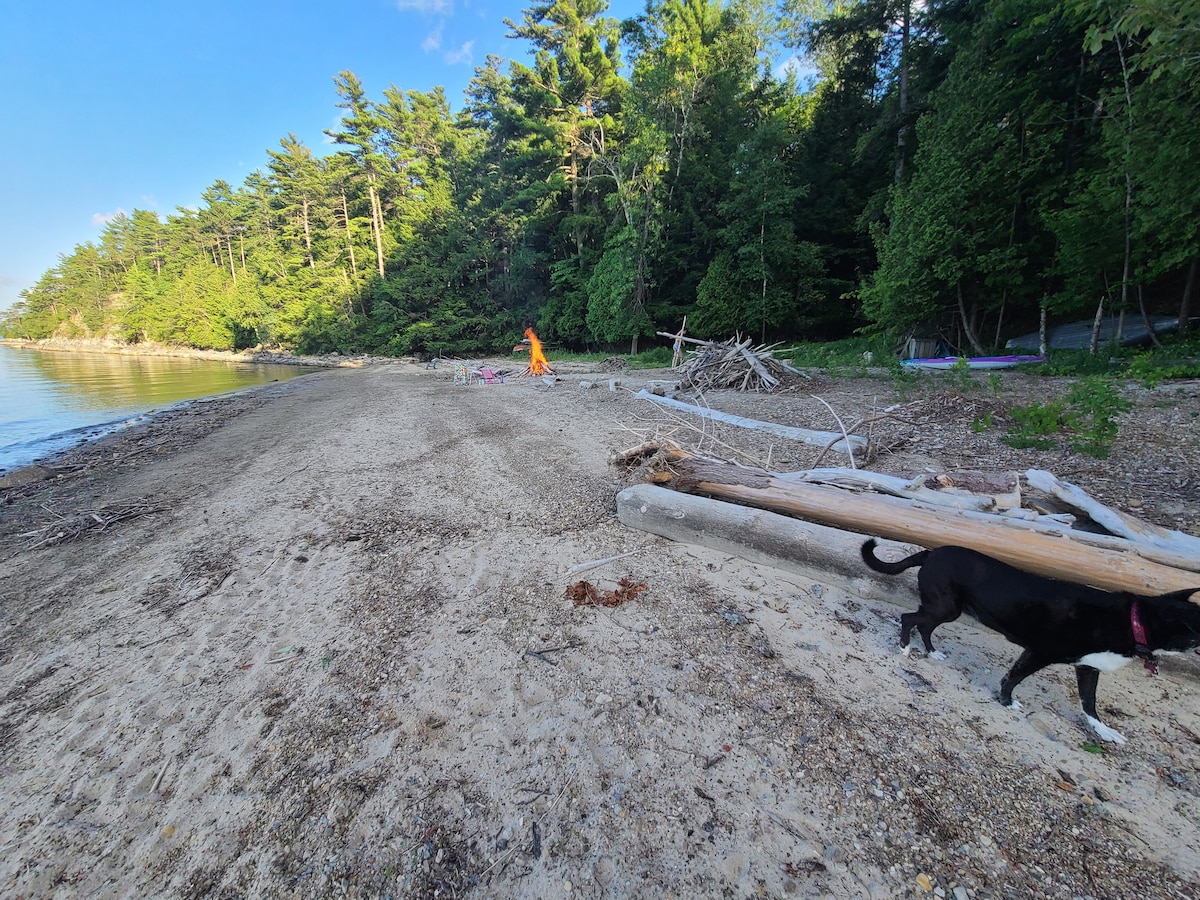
left=3, top=0, right=1197, bottom=358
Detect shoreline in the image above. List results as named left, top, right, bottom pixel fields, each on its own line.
left=0, top=342, right=354, bottom=481
left=0, top=336, right=398, bottom=369
left=0, top=380, right=295, bottom=485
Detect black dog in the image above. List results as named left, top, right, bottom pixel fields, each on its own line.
left=861, top=538, right=1200, bottom=744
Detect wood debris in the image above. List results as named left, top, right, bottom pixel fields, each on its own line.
left=656, top=333, right=795, bottom=393
left=24, top=499, right=165, bottom=549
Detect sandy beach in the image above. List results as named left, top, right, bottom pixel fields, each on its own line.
left=2, top=358, right=1199, bottom=899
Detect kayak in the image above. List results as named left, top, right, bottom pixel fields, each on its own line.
left=900, top=355, right=1046, bottom=371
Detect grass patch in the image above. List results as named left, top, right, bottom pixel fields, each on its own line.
left=784, top=336, right=901, bottom=374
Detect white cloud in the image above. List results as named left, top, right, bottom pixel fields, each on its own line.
left=422, top=23, right=443, bottom=53
left=92, top=207, right=127, bottom=225
left=444, top=40, right=473, bottom=66
left=323, top=113, right=342, bottom=144
left=397, top=0, right=451, bottom=13
left=140, top=194, right=158, bottom=208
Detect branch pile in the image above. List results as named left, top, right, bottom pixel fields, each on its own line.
left=661, top=334, right=798, bottom=393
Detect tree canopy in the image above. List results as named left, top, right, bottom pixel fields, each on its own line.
left=5, top=0, right=1197, bottom=354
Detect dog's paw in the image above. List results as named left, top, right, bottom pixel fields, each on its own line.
left=929, top=650, right=947, bottom=661
left=1006, top=699, right=1022, bottom=710
left=900, top=645, right=913, bottom=658
left=1087, top=716, right=1127, bottom=745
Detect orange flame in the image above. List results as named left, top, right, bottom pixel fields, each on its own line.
left=524, top=327, right=554, bottom=375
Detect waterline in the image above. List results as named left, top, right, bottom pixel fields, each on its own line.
left=0, top=346, right=315, bottom=472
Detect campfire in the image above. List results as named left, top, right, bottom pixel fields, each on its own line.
left=519, top=328, right=556, bottom=377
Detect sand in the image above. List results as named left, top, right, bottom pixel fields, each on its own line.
left=1, top=358, right=1199, bottom=899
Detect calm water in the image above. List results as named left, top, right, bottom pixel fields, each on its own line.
left=0, top=345, right=315, bottom=472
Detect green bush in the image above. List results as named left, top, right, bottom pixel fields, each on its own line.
left=1064, top=376, right=1132, bottom=457
left=1003, top=376, right=1131, bottom=457
left=1127, top=351, right=1200, bottom=387
left=1004, top=400, right=1064, bottom=450
left=1026, top=349, right=1125, bottom=377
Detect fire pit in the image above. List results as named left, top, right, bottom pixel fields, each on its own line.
left=518, top=328, right=556, bottom=377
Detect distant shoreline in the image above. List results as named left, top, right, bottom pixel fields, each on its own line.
left=0, top=337, right=396, bottom=369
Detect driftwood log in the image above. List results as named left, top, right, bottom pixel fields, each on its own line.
left=616, top=484, right=916, bottom=603
left=649, top=452, right=1200, bottom=596
left=1025, top=469, right=1200, bottom=561
left=636, top=390, right=865, bottom=458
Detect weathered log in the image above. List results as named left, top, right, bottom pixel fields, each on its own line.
left=656, top=453, right=1200, bottom=595
left=1025, top=469, right=1200, bottom=561
left=635, top=390, right=866, bottom=456
left=615, top=484, right=916, bottom=602
left=738, top=346, right=779, bottom=389
left=775, top=468, right=996, bottom=512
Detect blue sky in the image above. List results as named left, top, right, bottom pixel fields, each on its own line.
left=0, top=0, right=646, bottom=313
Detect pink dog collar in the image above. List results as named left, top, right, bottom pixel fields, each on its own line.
left=1130, top=601, right=1159, bottom=675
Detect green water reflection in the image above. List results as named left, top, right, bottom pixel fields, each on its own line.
left=22, top=350, right=311, bottom=410
left=0, top=346, right=317, bottom=470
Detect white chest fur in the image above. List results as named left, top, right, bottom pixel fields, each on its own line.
left=1075, top=651, right=1133, bottom=672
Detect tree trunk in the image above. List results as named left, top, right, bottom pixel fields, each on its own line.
left=1138, top=285, right=1163, bottom=348
left=1181, top=255, right=1197, bottom=334
left=302, top=195, right=315, bottom=270
left=956, top=282, right=986, bottom=354
left=893, top=1, right=910, bottom=185
left=341, top=189, right=358, bottom=279
left=760, top=203, right=768, bottom=343
left=1116, top=33, right=1135, bottom=324
left=367, top=173, right=385, bottom=278
left=571, top=146, right=584, bottom=267
left=1090, top=295, right=1104, bottom=355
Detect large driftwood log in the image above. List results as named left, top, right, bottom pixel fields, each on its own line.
left=615, top=484, right=915, bottom=602
left=655, top=454, right=1200, bottom=595
left=635, top=390, right=866, bottom=457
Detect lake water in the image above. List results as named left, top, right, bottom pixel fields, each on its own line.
left=0, top=345, right=316, bottom=473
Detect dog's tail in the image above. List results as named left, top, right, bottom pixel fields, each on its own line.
left=861, top=538, right=929, bottom=575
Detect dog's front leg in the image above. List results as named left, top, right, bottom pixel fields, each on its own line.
left=899, top=611, right=919, bottom=656
left=1075, top=666, right=1127, bottom=745
left=998, top=649, right=1049, bottom=710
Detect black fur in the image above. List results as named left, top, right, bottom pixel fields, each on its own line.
left=861, top=538, right=1200, bottom=742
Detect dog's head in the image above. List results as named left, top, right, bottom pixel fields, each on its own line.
left=1157, top=589, right=1200, bottom=649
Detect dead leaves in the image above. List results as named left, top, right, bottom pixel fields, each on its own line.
left=566, top=577, right=648, bottom=608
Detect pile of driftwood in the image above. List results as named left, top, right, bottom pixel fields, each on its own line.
left=659, top=333, right=801, bottom=393
left=612, top=442, right=1200, bottom=596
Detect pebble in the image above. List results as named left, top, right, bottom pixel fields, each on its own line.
left=916, top=873, right=933, bottom=892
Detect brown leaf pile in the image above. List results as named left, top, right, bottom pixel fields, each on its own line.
left=565, top=577, right=648, bottom=607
